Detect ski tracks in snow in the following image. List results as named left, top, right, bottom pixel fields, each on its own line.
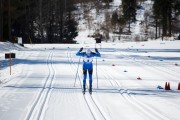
left=120, top=49, right=180, bottom=81
left=26, top=52, right=55, bottom=120
left=67, top=49, right=109, bottom=120
left=99, top=67, right=170, bottom=120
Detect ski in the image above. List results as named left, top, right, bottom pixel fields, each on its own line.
left=89, top=89, right=92, bottom=95
left=82, top=90, right=92, bottom=95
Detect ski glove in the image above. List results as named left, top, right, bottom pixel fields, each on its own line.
left=80, top=47, right=83, bottom=52
left=95, top=48, right=98, bottom=52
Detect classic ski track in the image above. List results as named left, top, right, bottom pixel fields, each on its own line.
left=99, top=67, right=169, bottom=120
left=26, top=52, right=55, bottom=120
left=67, top=49, right=107, bottom=120
left=119, top=49, right=180, bottom=80
left=66, top=50, right=96, bottom=120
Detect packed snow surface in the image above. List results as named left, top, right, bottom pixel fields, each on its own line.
left=0, top=40, right=180, bottom=120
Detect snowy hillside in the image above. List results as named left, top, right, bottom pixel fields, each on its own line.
left=0, top=40, right=180, bottom=120
left=75, top=0, right=156, bottom=43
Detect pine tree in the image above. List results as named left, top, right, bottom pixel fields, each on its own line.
left=172, top=0, right=180, bottom=33
left=111, top=11, right=118, bottom=28
left=153, top=0, right=180, bottom=39
left=63, top=13, right=78, bottom=43
left=122, top=0, right=137, bottom=33
left=0, top=0, right=4, bottom=41
left=153, top=0, right=161, bottom=38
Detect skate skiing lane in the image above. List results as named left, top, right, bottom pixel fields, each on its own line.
left=95, top=48, right=180, bottom=120
left=119, top=49, right=180, bottom=79
left=98, top=66, right=170, bottom=120
left=116, top=49, right=180, bottom=119
left=92, top=64, right=167, bottom=120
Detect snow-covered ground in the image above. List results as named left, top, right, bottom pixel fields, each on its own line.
left=0, top=39, right=180, bottom=120
left=0, top=0, right=180, bottom=119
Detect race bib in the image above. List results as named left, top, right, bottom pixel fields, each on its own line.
left=83, top=56, right=93, bottom=63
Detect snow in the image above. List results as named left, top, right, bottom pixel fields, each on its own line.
left=75, top=31, right=96, bottom=44
left=0, top=39, right=180, bottom=120
left=1, top=0, right=180, bottom=119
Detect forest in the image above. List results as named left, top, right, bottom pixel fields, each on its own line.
left=0, top=0, right=179, bottom=43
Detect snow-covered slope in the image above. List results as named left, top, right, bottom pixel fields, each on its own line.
left=75, top=0, right=155, bottom=43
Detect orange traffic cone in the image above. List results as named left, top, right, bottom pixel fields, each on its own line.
left=178, top=83, right=180, bottom=90
left=165, top=82, right=168, bottom=90
left=167, top=82, right=171, bottom=90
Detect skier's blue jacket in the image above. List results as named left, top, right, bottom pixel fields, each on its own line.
left=76, top=50, right=101, bottom=70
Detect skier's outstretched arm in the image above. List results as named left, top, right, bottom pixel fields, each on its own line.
left=93, top=48, right=101, bottom=57
left=76, top=47, right=85, bottom=56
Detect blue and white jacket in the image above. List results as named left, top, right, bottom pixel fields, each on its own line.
left=76, top=50, right=101, bottom=70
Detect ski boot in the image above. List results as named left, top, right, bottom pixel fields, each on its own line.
left=89, top=85, right=92, bottom=94
left=83, top=85, right=86, bottom=94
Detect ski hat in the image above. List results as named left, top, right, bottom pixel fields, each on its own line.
left=86, top=49, right=91, bottom=54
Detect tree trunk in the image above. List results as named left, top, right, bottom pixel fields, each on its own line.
left=39, top=0, right=44, bottom=43
left=59, top=0, right=64, bottom=43
left=155, top=18, right=158, bottom=39
left=159, top=25, right=161, bottom=38
left=162, top=11, right=167, bottom=37
left=119, top=27, right=123, bottom=41
left=8, top=0, right=11, bottom=42
left=128, top=18, right=131, bottom=33
left=128, top=1, right=131, bottom=33
left=0, top=0, right=4, bottom=41
left=168, top=0, right=172, bottom=37
left=25, top=0, right=28, bottom=43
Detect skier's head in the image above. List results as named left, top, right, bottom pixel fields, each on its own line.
left=86, top=49, right=91, bottom=56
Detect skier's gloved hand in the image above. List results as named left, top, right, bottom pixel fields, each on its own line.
left=95, top=48, right=98, bottom=52
left=79, top=47, right=83, bottom=52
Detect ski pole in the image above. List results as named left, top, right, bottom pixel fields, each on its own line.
left=95, top=43, right=99, bottom=88
left=74, top=56, right=81, bottom=87
left=96, top=56, right=98, bottom=88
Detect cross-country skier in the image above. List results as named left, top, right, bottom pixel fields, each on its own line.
left=76, top=48, right=101, bottom=94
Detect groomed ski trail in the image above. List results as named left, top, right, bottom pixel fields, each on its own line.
left=99, top=66, right=169, bottom=120
left=67, top=49, right=109, bottom=120
left=25, top=52, right=55, bottom=120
